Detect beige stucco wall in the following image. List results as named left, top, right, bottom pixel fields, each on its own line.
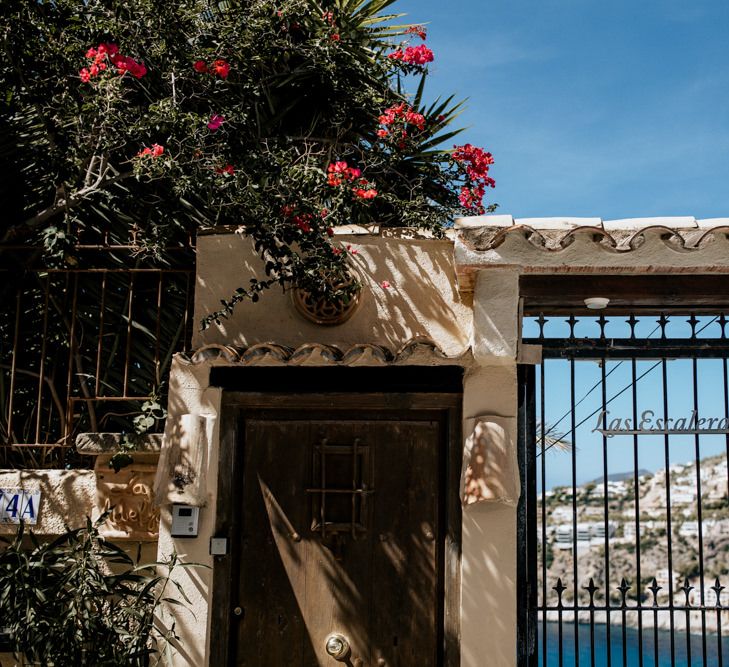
left=0, top=470, right=97, bottom=536
left=155, top=229, right=523, bottom=667
left=193, top=231, right=472, bottom=357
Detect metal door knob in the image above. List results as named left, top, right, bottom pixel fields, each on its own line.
left=233, top=606, right=243, bottom=617
left=325, top=633, right=351, bottom=660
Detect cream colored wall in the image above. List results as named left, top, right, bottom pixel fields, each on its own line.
left=461, top=366, right=519, bottom=667
left=193, top=231, right=472, bottom=357
left=155, top=358, right=222, bottom=667
left=157, top=230, right=522, bottom=667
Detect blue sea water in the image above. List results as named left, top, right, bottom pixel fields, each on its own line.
left=539, top=622, right=729, bottom=666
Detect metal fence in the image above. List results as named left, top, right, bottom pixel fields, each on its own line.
left=520, top=312, right=729, bottom=666
left=0, top=246, right=195, bottom=468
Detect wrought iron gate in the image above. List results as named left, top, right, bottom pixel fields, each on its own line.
left=519, top=312, right=729, bottom=667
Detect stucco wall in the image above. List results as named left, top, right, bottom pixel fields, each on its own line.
left=193, top=231, right=472, bottom=357
left=156, top=229, right=523, bottom=667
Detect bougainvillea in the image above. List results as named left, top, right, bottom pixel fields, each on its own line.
left=2, top=0, right=496, bottom=328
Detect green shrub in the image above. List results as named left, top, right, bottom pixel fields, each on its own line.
left=0, top=516, right=193, bottom=666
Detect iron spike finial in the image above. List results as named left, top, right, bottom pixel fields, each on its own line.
left=681, top=579, right=694, bottom=607
left=617, top=578, right=631, bottom=609
left=584, top=578, right=598, bottom=608
left=711, top=578, right=725, bottom=609
left=648, top=577, right=662, bottom=608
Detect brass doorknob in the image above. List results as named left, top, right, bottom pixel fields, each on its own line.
left=325, top=633, right=351, bottom=660
left=233, top=606, right=243, bottom=617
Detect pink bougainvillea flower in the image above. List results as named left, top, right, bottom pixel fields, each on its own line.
left=380, top=280, right=391, bottom=289
left=86, top=47, right=98, bottom=59
left=293, top=215, right=313, bottom=233
left=326, top=161, right=361, bottom=186
left=97, top=42, right=119, bottom=56
left=193, top=60, right=208, bottom=73
left=405, top=25, right=427, bottom=40
left=326, top=227, right=334, bottom=237
left=111, top=53, right=147, bottom=78
left=89, top=64, right=99, bottom=77
left=136, top=144, right=164, bottom=158
left=346, top=245, right=359, bottom=255
left=79, top=68, right=91, bottom=83
left=376, top=128, right=388, bottom=138
left=402, top=44, right=434, bottom=65
left=330, top=33, right=341, bottom=42
left=353, top=188, right=377, bottom=200
left=207, top=114, right=225, bottom=131
left=211, top=59, right=230, bottom=79
left=387, top=49, right=403, bottom=61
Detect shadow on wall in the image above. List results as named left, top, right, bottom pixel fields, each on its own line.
left=193, top=234, right=472, bottom=356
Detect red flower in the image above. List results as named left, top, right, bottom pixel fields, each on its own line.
left=346, top=245, right=359, bottom=255
left=387, top=49, right=403, bottom=61
left=89, top=64, right=99, bottom=77
left=322, top=10, right=335, bottom=24
left=111, top=53, right=147, bottom=78
left=85, top=48, right=98, bottom=59
left=405, top=25, right=427, bottom=40
left=293, top=215, right=312, bottom=233
left=353, top=187, right=377, bottom=200
left=136, top=144, right=164, bottom=158
left=326, top=227, right=334, bottom=237
left=380, top=280, right=391, bottom=289
left=215, top=164, right=235, bottom=175
left=79, top=68, right=91, bottom=83
left=193, top=60, right=208, bottom=73
left=326, top=161, right=361, bottom=185
left=211, top=59, right=230, bottom=79
left=281, top=204, right=296, bottom=217
left=377, top=128, right=388, bottom=138
left=330, top=33, right=341, bottom=42
left=401, top=44, right=434, bottom=65
left=453, top=144, right=495, bottom=184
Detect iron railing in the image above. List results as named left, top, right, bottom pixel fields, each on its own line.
left=520, top=312, right=729, bottom=666
left=0, top=245, right=195, bottom=468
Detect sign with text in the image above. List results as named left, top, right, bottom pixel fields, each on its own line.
left=593, top=409, right=729, bottom=437
left=0, top=489, right=41, bottom=525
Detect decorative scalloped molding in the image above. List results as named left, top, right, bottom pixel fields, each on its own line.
left=460, top=224, right=729, bottom=254
left=180, top=338, right=467, bottom=367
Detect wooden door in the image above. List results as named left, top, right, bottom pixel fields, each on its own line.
left=232, top=414, right=443, bottom=666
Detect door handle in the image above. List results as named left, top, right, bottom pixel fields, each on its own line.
left=325, top=633, right=351, bottom=661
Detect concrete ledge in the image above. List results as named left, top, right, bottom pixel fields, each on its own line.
left=76, top=432, right=163, bottom=455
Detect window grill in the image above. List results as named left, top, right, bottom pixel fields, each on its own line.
left=0, top=244, right=195, bottom=468
left=307, top=438, right=374, bottom=539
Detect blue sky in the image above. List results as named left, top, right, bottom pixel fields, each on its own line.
left=523, top=315, right=729, bottom=489
left=396, top=0, right=729, bottom=219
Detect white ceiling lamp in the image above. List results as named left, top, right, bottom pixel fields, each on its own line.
left=584, top=297, right=610, bottom=310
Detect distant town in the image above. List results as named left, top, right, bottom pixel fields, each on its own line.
left=538, top=453, right=729, bottom=627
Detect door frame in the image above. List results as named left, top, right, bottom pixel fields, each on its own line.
left=210, top=391, right=462, bottom=667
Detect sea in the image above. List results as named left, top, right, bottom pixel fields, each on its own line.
left=539, top=622, right=729, bottom=666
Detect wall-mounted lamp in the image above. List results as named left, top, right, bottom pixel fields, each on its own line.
left=584, top=297, right=610, bottom=310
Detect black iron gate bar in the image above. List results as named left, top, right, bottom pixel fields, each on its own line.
left=520, top=312, right=729, bottom=667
